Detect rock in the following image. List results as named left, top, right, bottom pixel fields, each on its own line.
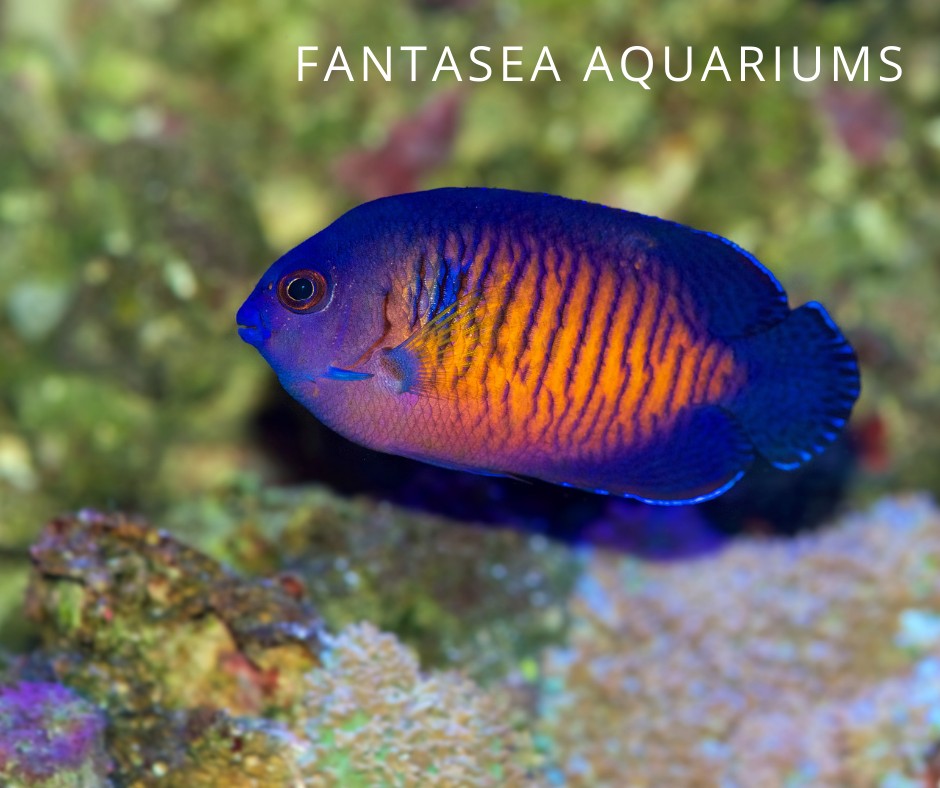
left=26, top=510, right=322, bottom=783
left=23, top=508, right=540, bottom=786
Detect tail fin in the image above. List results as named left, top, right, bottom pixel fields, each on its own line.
left=730, top=302, right=860, bottom=470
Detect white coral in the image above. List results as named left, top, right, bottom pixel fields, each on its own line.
left=299, top=622, right=540, bottom=787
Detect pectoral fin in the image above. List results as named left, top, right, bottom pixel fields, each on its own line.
left=383, top=287, right=489, bottom=398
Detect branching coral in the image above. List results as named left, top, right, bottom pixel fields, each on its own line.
left=540, top=495, right=940, bottom=786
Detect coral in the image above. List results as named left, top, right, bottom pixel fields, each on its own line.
left=18, top=494, right=940, bottom=785
left=299, top=622, right=539, bottom=787
left=166, top=485, right=579, bottom=680
left=20, top=492, right=940, bottom=786
left=539, top=495, right=940, bottom=786
left=0, top=680, right=111, bottom=787
left=24, top=509, right=541, bottom=786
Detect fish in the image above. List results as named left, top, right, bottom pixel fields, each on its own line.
left=236, top=187, right=860, bottom=505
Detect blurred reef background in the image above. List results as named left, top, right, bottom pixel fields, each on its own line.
left=1, top=0, right=940, bottom=784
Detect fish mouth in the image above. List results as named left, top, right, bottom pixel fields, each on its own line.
left=236, top=298, right=271, bottom=346
left=237, top=323, right=269, bottom=346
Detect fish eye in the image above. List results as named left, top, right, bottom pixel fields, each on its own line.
left=277, top=269, right=327, bottom=313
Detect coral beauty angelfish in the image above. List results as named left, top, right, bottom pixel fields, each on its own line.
left=236, top=188, right=860, bottom=505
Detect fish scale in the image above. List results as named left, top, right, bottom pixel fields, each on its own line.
left=237, top=187, right=860, bottom=504
left=407, top=225, right=735, bottom=462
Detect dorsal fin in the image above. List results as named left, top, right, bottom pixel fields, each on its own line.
left=618, top=217, right=791, bottom=338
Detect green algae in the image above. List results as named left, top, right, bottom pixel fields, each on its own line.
left=165, top=485, right=580, bottom=681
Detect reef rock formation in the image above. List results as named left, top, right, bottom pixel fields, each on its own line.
left=10, top=492, right=940, bottom=785
left=21, top=509, right=540, bottom=786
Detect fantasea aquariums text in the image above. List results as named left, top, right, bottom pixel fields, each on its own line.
left=296, top=45, right=902, bottom=89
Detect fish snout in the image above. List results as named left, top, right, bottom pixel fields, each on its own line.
left=236, top=301, right=270, bottom=346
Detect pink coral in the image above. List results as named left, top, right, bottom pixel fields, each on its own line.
left=540, top=495, right=940, bottom=786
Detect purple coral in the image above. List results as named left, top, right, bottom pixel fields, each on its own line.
left=0, top=681, right=110, bottom=784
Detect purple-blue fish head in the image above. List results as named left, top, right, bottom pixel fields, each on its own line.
left=236, top=212, right=397, bottom=409
left=236, top=238, right=357, bottom=389
left=238, top=199, right=412, bottom=415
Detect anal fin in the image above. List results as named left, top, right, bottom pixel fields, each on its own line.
left=564, top=406, right=756, bottom=505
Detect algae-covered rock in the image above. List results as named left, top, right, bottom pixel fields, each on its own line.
left=27, top=510, right=322, bottom=717
left=26, top=510, right=321, bottom=783
left=166, top=485, right=581, bottom=681
left=0, top=680, right=111, bottom=787
left=158, top=712, right=309, bottom=787
left=18, top=494, right=940, bottom=785
left=24, top=508, right=542, bottom=786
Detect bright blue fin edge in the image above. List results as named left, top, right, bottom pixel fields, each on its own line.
left=323, top=366, right=374, bottom=382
